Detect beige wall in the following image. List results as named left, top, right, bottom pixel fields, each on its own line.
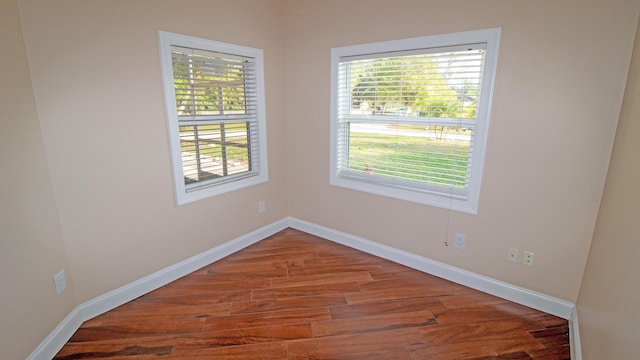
left=576, top=17, right=640, bottom=359
left=0, top=0, right=76, bottom=358
left=283, top=0, right=640, bottom=302
left=8, top=0, right=640, bottom=357
left=18, top=0, right=288, bottom=303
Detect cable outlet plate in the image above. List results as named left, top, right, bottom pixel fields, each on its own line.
left=507, top=248, right=519, bottom=263
left=454, top=233, right=466, bottom=250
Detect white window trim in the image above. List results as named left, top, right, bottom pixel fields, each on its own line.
left=329, top=28, right=501, bottom=214
left=159, top=31, right=268, bottom=205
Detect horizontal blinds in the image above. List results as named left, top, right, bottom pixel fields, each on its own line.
left=336, top=44, right=486, bottom=195
left=171, top=46, right=260, bottom=190
left=171, top=46, right=258, bottom=120
left=340, top=123, right=473, bottom=194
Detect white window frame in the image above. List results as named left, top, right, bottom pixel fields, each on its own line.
left=159, top=31, right=268, bottom=205
left=330, top=28, right=500, bottom=214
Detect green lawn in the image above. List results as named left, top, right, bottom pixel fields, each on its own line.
left=348, top=131, right=470, bottom=187
left=180, top=124, right=469, bottom=188
left=386, top=124, right=472, bottom=136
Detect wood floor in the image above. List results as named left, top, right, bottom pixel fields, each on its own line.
left=54, top=228, right=570, bottom=359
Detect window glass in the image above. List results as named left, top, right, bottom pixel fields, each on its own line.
left=330, top=29, right=500, bottom=214
left=159, top=32, right=268, bottom=204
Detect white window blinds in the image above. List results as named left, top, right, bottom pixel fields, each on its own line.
left=336, top=44, right=485, bottom=197
left=171, top=46, right=261, bottom=190
left=330, top=29, right=501, bottom=213
left=159, top=31, right=268, bottom=205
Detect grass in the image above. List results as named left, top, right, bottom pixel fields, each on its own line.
left=348, top=131, right=470, bottom=187
left=386, top=124, right=472, bottom=136
left=179, top=123, right=470, bottom=188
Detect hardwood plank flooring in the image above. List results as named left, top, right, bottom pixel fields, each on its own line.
left=54, top=228, right=570, bottom=359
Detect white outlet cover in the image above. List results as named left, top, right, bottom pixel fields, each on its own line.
left=54, top=270, right=67, bottom=295
left=454, top=233, right=466, bottom=250
left=523, top=250, right=535, bottom=266
left=508, top=248, right=519, bottom=263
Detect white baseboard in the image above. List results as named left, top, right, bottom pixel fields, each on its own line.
left=80, top=218, right=289, bottom=321
left=288, top=217, right=575, bottom=320
left=27, top=218, right=289, bottom=360
left=26, top=307, right=84, bottom=360
left=29, top=216, right=578, bottom=359
left=569, top=305, right=582, bottom=360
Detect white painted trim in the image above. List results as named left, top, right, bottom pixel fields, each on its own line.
left=27, top=219, right=289, bottom=360
left=287, top=217, right=575, bottom=319
left=81, top=218, right=288, bottom=320
left=158, top=31, right=269, bottom=206
left=29, top=217, right=577, bottom=359
left=26, top=307, right=84, bottom=360
left=329, top=28, right=501, bottom=215
left=569, top=305, right=582, bottom=360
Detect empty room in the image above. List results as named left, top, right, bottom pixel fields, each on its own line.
left=2, top=0, right=640, bottom=359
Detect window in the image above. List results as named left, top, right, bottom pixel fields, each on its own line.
left=330, top=28, right=500, bottom=214
left=159, top=32, right=268, bottom=205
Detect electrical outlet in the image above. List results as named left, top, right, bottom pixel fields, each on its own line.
left=523, top=251, right=535, bottom=266
left=507, top=248, right=519, bottom=263
left=454, top=233, right=466, bottom=250
left=258, top=200, right=266, bottom=213
left=54, top=270, right=67, bottom=295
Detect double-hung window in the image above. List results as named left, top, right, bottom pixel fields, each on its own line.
left=159, top=32, right=268, bottom=205
left=330, top=29, right=500, bottom=214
